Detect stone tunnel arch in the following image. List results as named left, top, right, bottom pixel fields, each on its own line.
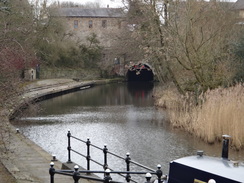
left=126, top=63, right=154, bottom=82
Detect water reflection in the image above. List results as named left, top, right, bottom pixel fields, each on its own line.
left=12, top=82, right=244, bottom=182
left=127, top=81, right=154, bottom=97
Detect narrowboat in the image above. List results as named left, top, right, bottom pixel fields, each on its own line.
left=165, top=135, right=244, bottom=183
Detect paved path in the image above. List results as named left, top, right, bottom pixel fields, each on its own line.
left=0, top=79, right=97, bottom=183
left=1, top=126, right=76, bottom=183
left=0, top=161, right=16, bottom=183
left=22, top=79, right=94, bottom=104
left=10, top=79, right=95, bottom=120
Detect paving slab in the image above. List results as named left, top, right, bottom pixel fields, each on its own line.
left=1, top=79, right=98, bottom=183
left=1, top=126, right=74, bottom=183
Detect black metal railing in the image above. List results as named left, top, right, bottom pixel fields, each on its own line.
left=49, top=130, right=167, bottom=183
left=49, top=163, right=165, bottom=183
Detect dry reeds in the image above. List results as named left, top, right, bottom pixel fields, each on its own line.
left=159, top=83, right=244, bottom=150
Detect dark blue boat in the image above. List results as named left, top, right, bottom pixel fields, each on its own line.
left=166, top=135, right=244, bottom=183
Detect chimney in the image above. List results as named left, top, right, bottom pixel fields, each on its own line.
left=221, top=135, right=231, bottom=159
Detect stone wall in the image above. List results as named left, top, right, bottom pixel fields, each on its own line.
left=63, top=15, right=127, bottom=68
left=66, top=16, right=125, bottom=47
left=40, top=68, right=101, bottom=80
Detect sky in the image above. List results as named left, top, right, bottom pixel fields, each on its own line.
left=51, top=0, right=237, bottom=8
left=52, top=0, right=125, bottom=8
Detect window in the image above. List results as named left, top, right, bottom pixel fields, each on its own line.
left=89, top=20, right=93, bottom=28
left=74, top=20, right=78, bottom=29
left=102, top=20, right=107, bottom=28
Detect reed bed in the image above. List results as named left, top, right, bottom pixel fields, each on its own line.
left=156, top=83, right=244, bottom=150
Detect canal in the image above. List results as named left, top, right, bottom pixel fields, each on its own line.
left=12, top=82, right=244, bottom=182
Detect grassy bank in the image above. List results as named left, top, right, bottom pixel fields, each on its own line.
left=39, top=67, right=100, bottom=79
left=155, top=83, right=244, bottom=150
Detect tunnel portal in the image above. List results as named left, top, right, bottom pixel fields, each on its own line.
left=126, top=63, right=154, bottom=82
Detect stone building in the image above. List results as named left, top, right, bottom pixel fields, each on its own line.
left=57, top=7, right=127, bottom=75
left=233, top=0, right=244, bottom=23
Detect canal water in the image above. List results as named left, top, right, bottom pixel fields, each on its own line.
left=12, top=82, right=244, bottom=182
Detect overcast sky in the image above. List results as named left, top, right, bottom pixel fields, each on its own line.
left=51, top=0, right=237, bottom=8
left=51, top=0, right=125, bottom=8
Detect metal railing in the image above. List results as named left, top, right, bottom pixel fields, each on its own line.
left=49, top=130, right=167, bottom=183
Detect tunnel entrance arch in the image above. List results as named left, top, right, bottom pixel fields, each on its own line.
left=126, top=63, right=154, bottom=82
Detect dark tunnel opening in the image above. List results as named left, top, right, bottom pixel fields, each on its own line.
left=126, top=63, right=154, bottom=82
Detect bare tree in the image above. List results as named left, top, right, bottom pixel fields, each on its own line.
left=0, top=0, right=36, bottom=153
left=166, top=1, right=236, bottom=92
left=0, top=0, right=37, bottom=108
left=124, top=0, right=238, bottom=96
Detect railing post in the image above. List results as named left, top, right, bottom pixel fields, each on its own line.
left=125, top=152, right=131, bottom=182
left=145, top=173, right=152, bottom=183
left=156, top=164, right=162, bottom=183
left=86, top=138, right=91, bottom=170
left=73, top=165, right=80, bottom=183
left=49, top=162, right=55, bottom=183
left=67, top=130, right=72, bottom=163
left=103, top=144, right=108, bottom=170
left=104, top=169, right=112, bottom=183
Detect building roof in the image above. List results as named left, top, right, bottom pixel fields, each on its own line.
left=232, top=0, right=244, bottom=10
left=57, top=8, right=125, bottom=18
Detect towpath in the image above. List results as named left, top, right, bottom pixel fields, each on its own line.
left=0, top=79, right=100, bottom=183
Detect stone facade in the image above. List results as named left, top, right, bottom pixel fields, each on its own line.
left=233, top=0, right=244, bottom=22
left=57, top=8, right=127, bottom=74
left=65, top=16, right=123, bottom=46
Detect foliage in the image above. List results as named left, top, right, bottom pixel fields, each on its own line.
left=79, top=33, right=103, bottom=68
left=33, top=3, right=103, bottom=69
left=125, top=0, right=171, bottom=82
left=0, top=0, right=38, bottom=108
left=0, top=0, right=37, bottom=71
left=167, top=1, right=236, bottom=92
left=33, top=3, right=69, bottom=67
left=111, top=1, right=146, bottom=66
left=55, top=46, right=83, bottom=67
left=232, top=30, right=244, bottom=82
left=126, top=0, right=239, bottom=96
left=150, top=1, right=244, bottom=149
left=35, top=38, right=82, bottom=68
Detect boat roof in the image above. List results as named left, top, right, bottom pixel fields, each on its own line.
left=172, top=155, right=244, bottom=182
